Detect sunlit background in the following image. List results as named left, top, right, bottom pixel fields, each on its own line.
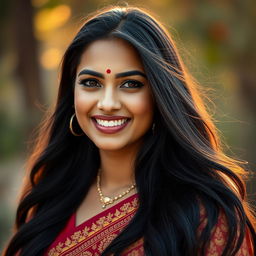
left=0, top=0, right=255, bottom=251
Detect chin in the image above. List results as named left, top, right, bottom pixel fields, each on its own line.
left=96, top=138, right=136, bottom=151
left=96, top=145, right=126, bottom=151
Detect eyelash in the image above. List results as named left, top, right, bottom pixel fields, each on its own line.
left=78, top=78, right=144, bottom=89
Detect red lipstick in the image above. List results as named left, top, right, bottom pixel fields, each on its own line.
left=91, top=116, right=131, bottom=134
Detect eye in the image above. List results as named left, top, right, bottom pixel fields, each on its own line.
left=121, top=80, right=144, bottom=89
left=78, top=78, right=101, bottom=88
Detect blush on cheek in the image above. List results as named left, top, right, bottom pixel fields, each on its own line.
left=131, top=96, right=153, bottom=115
left=75, top=92, right=94, bottom=112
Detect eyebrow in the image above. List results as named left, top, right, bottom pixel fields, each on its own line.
left=78, top=69, right=147, bottom=79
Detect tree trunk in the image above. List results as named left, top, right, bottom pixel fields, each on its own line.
left=11, top=0, right=44, bottom=133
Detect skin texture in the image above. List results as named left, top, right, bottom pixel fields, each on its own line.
left=74, top=38, right=154, bottom=192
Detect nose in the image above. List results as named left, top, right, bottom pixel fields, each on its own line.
left=97, top=87, right=121, bottom=111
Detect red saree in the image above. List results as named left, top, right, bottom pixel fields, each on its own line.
left=44, top=193, right=253, bottom=256
left=44, top=193, right=143, bottom=256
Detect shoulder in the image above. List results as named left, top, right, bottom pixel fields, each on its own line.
left=197, top=204, right=254, bottom=256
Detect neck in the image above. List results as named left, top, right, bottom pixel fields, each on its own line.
left=98, top=142, right=141, bottom=193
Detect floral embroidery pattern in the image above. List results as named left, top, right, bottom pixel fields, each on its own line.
left=47, top=196, right=252, bottom=256
left=198, top=206, right=253, bottom=256
left=123, top=238, right=144, bottom=256
left=48, top=197, right=140, bottom=256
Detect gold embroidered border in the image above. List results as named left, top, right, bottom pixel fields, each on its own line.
left=48, top=197, right=139, bottom=256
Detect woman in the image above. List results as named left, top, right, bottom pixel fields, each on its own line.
left=3, top=5, right=256, bottom=256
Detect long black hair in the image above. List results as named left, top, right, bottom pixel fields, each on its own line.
left=4, top=5, right=256, bottom=256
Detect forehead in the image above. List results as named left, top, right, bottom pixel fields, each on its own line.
left=77, top=38, right=145, bottom=72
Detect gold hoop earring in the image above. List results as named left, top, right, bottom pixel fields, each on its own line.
left=69, top=113, right=84, bottom=136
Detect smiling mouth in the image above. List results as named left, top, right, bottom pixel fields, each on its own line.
left=92, top=118, right=131, bottom=127
left=91, top=117, right=131, bottom=134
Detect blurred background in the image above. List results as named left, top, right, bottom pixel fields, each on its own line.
left=0, top=0, right=255, bottom=251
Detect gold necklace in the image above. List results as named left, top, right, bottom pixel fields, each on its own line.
left=97, top=170, right=136, bottom=209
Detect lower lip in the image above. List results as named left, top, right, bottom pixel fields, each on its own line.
left=92, top=118, right=131, bottom=134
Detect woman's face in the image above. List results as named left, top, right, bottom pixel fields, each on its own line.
left=74, top=37, right=154, bottom=151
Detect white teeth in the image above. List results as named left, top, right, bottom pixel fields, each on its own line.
left=95, top=118, right=128, bottom=127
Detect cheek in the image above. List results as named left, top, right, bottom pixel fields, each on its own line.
left=127, top=93, right=154, bottom=117
left=74, top=89, right=93, bottom=114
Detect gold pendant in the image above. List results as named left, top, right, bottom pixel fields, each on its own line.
left=103, top=196, right=112, bottom=204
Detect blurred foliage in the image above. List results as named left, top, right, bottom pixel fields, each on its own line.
left=0, top=110, right=23, bottom=159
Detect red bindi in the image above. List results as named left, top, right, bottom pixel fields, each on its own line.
left=106, top=68, right=111, bottom=74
